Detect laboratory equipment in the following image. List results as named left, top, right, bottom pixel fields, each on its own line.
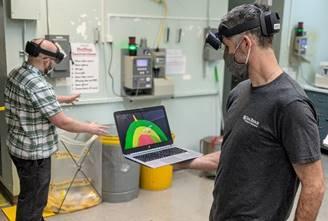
left=122, top=54, right=153, bottom=96
left=294, top=22, right=307, bottom=56
left=314, top=62, right=328, bottom=89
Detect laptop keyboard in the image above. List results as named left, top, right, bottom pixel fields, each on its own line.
left=134, top=147, right=187, bottom=162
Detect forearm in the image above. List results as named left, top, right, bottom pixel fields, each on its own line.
left=56, top=116, right=92, bottom=134
left=173, top=151, right=220, bottom=171
left=294, top=184, right=325, bottom=221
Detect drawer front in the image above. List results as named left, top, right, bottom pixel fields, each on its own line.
left=305, top=90, right=328, bottom=148
left=318, top=118, right=328, bottom=142
left=306, top=90, right=328, bottom=112
left=318, top=115, right=328, bottom=138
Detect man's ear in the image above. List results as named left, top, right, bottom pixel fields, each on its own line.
left=242, top=35, right=253, bottom=50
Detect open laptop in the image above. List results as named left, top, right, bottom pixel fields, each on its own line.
left=114, top=105, right=202, bottom=168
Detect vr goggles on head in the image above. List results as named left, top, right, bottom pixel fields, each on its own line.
left=25, top=40, right=65, bottom=63
left=205, top=8, right=281, bottom=50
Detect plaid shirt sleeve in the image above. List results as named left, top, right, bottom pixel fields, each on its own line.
left=28, top=81, right=62, bottom=118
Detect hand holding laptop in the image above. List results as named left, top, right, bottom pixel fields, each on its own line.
left=114, top=105, right=202, bottom=168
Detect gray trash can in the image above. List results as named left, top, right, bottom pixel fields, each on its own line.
left=200, top=136, right=222, bottom=177
left=101, top=126, right=140, bottom=203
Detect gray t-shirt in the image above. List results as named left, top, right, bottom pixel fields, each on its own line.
left=210, top=73, right=321, bottom=221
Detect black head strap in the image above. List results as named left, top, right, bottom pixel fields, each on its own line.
left=220, top=19, right=260, bottom=39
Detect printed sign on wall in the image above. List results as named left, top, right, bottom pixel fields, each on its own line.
left=71, top=43, right=99, bottom=93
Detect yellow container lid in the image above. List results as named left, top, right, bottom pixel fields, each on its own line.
left=99, top=135, right=120, bottom=145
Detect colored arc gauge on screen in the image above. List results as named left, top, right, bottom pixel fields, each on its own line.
left=125, top=115, right=168, bottom=149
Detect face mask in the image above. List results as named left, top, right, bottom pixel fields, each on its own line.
left=224, top=38, right=251, bottom=81
left=224, top=52, right=248, bottom=81
left=44, top=60, right=55, bottom=75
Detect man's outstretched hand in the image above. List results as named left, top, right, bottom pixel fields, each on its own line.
left=57, top=93, right=81, bottom=104
left=65, top=93, right=80, bottom=104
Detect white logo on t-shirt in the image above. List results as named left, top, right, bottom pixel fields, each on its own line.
left=243, top=115, right=259, bottom=128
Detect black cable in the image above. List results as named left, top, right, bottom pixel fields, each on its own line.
left=107, top=43, right=127, bottom=97
left=69, top=43, right=75, bottom=65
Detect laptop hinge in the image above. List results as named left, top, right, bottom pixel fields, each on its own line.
left=129, top=145, right=173, bottom=157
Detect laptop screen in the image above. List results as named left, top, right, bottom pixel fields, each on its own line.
left=114, top=106, right=173, bottom=154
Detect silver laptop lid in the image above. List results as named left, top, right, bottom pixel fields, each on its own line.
left=114, top=105, right=173, bottom=155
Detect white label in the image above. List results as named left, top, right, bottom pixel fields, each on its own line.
left=274, top=23, right=281, bottom=30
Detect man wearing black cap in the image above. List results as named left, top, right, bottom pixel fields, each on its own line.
left=5, top=38, right=108, bottom=221
left=209, top=4, right=325, bottom=221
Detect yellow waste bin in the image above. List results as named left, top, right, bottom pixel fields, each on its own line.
left=140, top=165, right=173, bottom=190
left=140, top=134, right=175, bottom=190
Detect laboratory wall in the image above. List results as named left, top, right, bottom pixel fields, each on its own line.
left=1, top=0, right=228, bottom=196
left=278, top=0, right=328, bottom=80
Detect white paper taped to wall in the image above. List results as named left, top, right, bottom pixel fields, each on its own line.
left=71, top=43, right=99, bottom=94
left=166, top=49, right=186, bottom=75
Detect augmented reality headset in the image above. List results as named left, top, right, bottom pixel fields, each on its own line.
left=206, top=8, right=281, bottom=50
left=25, top=39, right=66, bottom=63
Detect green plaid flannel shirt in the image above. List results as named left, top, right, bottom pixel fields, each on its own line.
left=5, top=63, right=62, bottom=160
